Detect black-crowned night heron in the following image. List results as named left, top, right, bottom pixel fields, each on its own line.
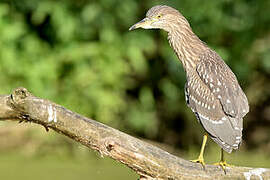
left=129, top=5, right=249, bottom=169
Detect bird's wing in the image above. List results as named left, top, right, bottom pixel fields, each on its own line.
left=196, top=51, right=249, bottom=119
left=185, top=71, right=242, bottom=153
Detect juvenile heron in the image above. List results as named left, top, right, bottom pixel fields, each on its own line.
left=129, top=5, right=249, bottom=168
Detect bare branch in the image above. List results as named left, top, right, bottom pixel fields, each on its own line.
left=0, top=87, right=269, bottom=179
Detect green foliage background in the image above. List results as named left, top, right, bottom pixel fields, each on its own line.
left=0, top=0, right=270, bottom=177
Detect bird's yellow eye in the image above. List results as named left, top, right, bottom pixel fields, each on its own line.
left=157, top=14, right=162, bottom=18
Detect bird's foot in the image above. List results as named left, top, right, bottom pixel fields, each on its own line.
left=190, top=155, right=205, bottom=168
left=214, top=161, right=233, bottom=174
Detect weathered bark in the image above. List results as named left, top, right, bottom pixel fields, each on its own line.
left=0, top=87, right=269, bottom=180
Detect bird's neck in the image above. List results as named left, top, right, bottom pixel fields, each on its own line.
left=167, top=21, right=208, bottom=71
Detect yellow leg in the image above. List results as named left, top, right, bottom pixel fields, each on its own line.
left=191, top=134, right=207, bottom=166
left=214, top=149, right=233, bottom=172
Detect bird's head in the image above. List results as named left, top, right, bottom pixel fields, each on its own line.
left=129, top=5, right=183, bottom=32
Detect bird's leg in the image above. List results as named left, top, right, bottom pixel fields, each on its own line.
left=214, top=148, right=233, bottom=172
left=191, top=134, right=207, bottom=166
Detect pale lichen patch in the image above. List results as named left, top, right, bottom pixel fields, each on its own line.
left=243, top=168, right=267, bottom=180
left=48, top=104, right=57, bottom=123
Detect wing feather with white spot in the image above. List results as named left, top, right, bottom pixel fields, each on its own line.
left=185, top=71, right=242, bottom=153
left=196, top=50, right=249, bottom=119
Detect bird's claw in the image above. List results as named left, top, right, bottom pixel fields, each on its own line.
left=214, top=161, right=233, bottom=174
left=190, top=155, right=205, bottom=167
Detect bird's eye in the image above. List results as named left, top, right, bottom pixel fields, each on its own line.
left=157, top=15, right=162, bottom=18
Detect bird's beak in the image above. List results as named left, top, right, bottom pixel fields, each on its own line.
left=129, top=17, right=154, bottom=31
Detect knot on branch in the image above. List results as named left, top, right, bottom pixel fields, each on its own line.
left=11, top=87, right=31, bottom=102
left=8, top=87, right=32, bottom=113
left=106, top=141, right=115, bottom=152
left=104, top=138, right=119, bottom=153
left=102, top=137, right=125, bottom=158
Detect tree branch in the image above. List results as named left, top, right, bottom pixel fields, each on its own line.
left=0, top=87, right=269, bottom=179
